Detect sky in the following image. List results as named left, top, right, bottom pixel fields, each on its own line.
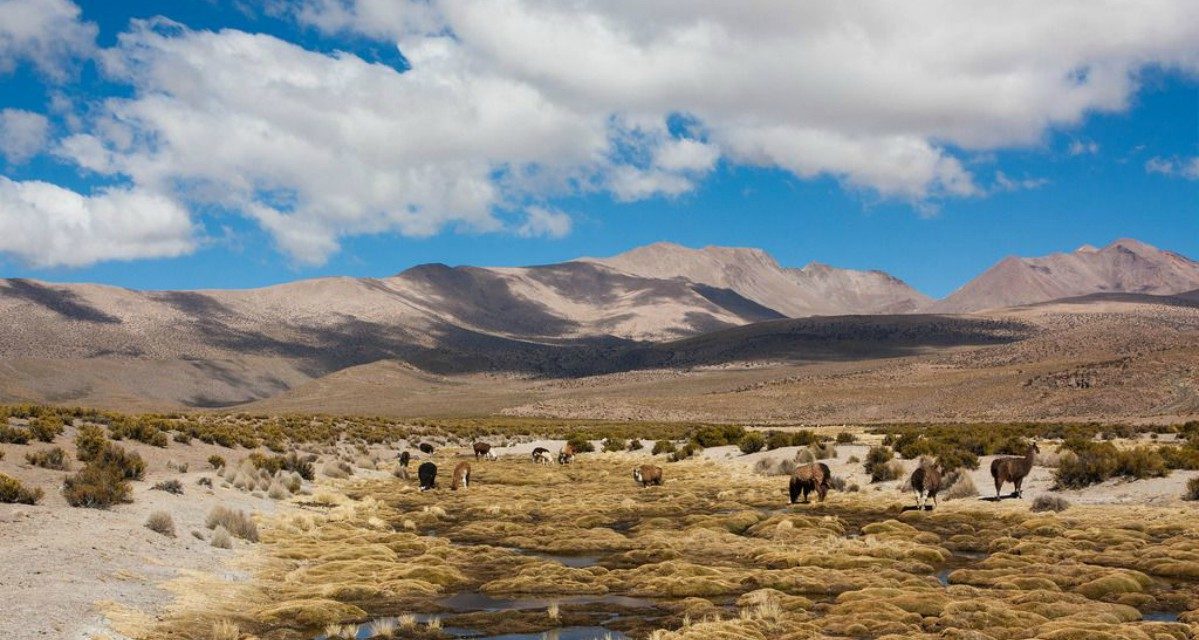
left=0, top=1, right=1196, bottom=298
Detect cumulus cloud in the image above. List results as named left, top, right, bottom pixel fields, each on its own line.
left=31, top=1, right=1199, bottom=265
left=1145, top=156, right=1199, bottom=179
left=0, top=177, right=194, bottom=267
left=516, top=206, right=571, bottom=239
left=0, top=108, right=50, bottom=163
left=0, top=0, right=96, bottom=80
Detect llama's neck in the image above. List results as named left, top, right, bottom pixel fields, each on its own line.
left=1023, top=447, right=1035, bottom=468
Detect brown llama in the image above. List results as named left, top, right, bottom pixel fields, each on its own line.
left=990, top=443, right=1039, bottom=499
left=451, top=461, right=471, bottom=490
left=789, top=462, right=831, bottom=504
left=910, top=459, right=943, bottom=510
left=633, top=464, right=663, bottom=488
left=558, top=442, right=577, bottom=464
left=473, top=442, right=496, bottom=460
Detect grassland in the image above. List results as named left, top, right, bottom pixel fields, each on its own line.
left=143, top=453, right=1199, bottom=640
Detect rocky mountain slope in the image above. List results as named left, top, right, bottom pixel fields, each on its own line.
left=932, top=239, right=1199, bottom=312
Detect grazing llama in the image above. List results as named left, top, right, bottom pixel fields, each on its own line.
left=910, top=459, right=943, bottom=510
left=991, top=443, right=1039, bottom=499
left=789, top=462, right=831, bottom=504
left=632, top=465, right=663, bottom=487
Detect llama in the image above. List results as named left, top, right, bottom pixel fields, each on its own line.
left=532, top=447, right=551, bottom=464
left=633, top=465, right=663, bottom=488
left=398, top=451, right=411, bottom=468
left=418, top=462, right=437, bottom=491
left=451, top=462, right=471, bottom=490
left=910, top=459, right=943, bottom=510
left=789, top=462, right=831, bottom=504
left=418, top=443, right=435, bottom=455
left=473, top=442, right=496, bottom=460
left=558, top=442, right=577, bottom=465
left=991, top=443, right=1039, bottom=499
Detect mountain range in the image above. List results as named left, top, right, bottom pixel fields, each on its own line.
left=0, top=237, right=1195, bottom=412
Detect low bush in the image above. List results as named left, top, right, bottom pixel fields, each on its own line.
left=145, top=511, right=176, bottom=537
left=210, top=526, right=233, bottom=549
left=247, top=452, right=315, bottom=481
left=651, top=439, right=677, bottom=456
left=1054, top=441, right=1168, bottom=488
left=0, top=473, right=43, bottom=504
left=1185, top=477, right=1199, bottom=501
left=942, top=471, right=978, bottom=500
left=62, top=463, right=131, bottom=508
left=627, top=439, right=644, bottom=451
left=602, top=437, right=627, bottom=453
left=690, top=425, right=746, bottom=448
left=172, top=431, right=192, bottom=444
left=835, top=432, right=856, bottom=444
left=0, top=424, right=30, bottom=444
left=205, top=506, right=259, bottom=542
left=738, top=432, right=766, bottom=455
left=94, top=445, right=145, bottom=481
left=811, top=442, right=837, bottom=460
left=877, top=460, right=905, bottom=482
left=28, top=417, right=64, bottom=443
left=565, top=434, right=595, bottom=453
left=25, top=446, right=68, bottom=470
left=208, top=454, right=226, bottom=470
left=669, top=442, right=700, bottom=462
left=846, top=455, right=860, bottom=464
left=864, top=446, right=895, bottom=482
left=152, top=479, right=184, bottom=495
left=74, top=425, right=107, bottom=462
left=1030, top=494, right=1070, bottom=512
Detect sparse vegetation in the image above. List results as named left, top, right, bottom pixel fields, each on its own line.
left=1031, top=494, right=1070, bottom=512
left=652, top=439, right=677, bottom=456
left=0, top=473, right=43, bottom=504
left=28, top=416, right=64, bottom=443
left=565, top=433, right=596, bottom=453
left=25, top=446, right=68, bottom=470
left=601, top=437, right=627, bottom=452
left=62, top=462, right=130, bottom=508
left=1054, top=441, right=1168, bottom=489
left=738, top=431, right=766, bottom=454
left=152, top=479, right=184, bottom=495
left=208, top=454, right=226, bottom=469
left=627, top=439, right=644, bottom=451
left=145, top=511, right=176, bottom=537
left=835, top=431, right=856, bottom=444
left=1185, top=477, right=1199, bottom=501
left=74, top=425, right=107, bottom=462
left=205, top=506, right=258, bottom=542
left=864, top=446, right=897, bottom=482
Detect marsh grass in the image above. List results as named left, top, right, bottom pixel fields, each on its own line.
left=149, top=456, right=1199, bottom=640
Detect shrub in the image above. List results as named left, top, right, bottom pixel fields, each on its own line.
left=205, top=506, right=258, bottom=542
left=1055, top=441, right=1167, bottom=488
left=811, top=442, right=837, bottom=459
left=846, top=455, right=860, bottom=464
left=691, top=425, right=746, bottom=448
left=28, top=417, right=64, bottom=443
left=25, top=446, right=68, bottom=470
left=210, top=526, right=233, bottom=549
left=1159, top=445, right=1199, bottom=470
left=0, top=473, right=43, bottom=504
left=669, top=442, right=700, bottom=462
left=172, top=431, right=192, bottom=444
left=795, top=448, right=816, bottom=464
left=247, top=452, right=315, bottom=481
left=877, top=460, right=905, bottom=482
left=145, top=511, right=176, bottom=537
left=0, top=424, right=30, bottom=444
left=1185, top=477, right=1199, bottom=501
left=1115, top=446, right=1167, bottom=480
left=864, top=446, right=895, bottom=482
left=197, top=476, right=213, bottom=488
left=62, top=463, right=131, bottom=508
left=627, top=439, right=644, bottom=451
left=738, top=432, right=766, bottom=455
left=765, top=431, right=792, bottom=451
left=565, top=434, right=595, bottom=453
left=75, top=425, right=107, bottom=462
left=652, top=440, right=677, bottom=456
left=1031, top=494, right=1070, bottom=512
left=208, top=454, right=226, bottom=470
left=835, top=432, right=856, bottom=444
left=95, top=445, right=145, bottom=481
left=602, top=437, right=627, bottom=453
left=942, top=471, right=978, bottom=500
left=152, top=479, right=184, bottom=495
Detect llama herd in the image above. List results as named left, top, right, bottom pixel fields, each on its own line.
left=397, top=438, right=1044, bottom=510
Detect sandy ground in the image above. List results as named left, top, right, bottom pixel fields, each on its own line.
left=4, top=430, right=1198, bottom=639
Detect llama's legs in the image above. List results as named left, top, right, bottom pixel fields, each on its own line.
left=1014, top=478, right=1023, bottom=498
left=994, top=477, right=1002, bottom=499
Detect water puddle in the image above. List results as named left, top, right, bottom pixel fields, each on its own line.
left=473, top=629, right=628, bottom=640
left=439, top=590, right=654, bottom=612
left=514, top=549, right=602, bottom=568
left=937, top=550, right=987, bottom=586
left=1143, top=611, right=1181, bottom=622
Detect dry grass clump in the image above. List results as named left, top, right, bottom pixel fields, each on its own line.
left=210, top=620, right=238, bottom=640
left=0, top=472, right=44, bottom=504
left=205, top=506, right=259, bottom=542
left=152, top=479, right=184, bottom=494
left=942, top=470, right=978, bottom=500
left=145, top=510, right=176, bottom=537
left=25, top=446, right=69, bottom=470
left=210, top=526, right=233, bottom=549
left=1031, top=494, right=1070, bottom=512
left=1185, top=477, right=1199, bottom=501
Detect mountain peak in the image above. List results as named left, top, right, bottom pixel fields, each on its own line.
left=1075, top=244, right=1099, bottom=253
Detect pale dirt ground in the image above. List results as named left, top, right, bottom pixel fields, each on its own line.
left=3, top=431, right=1198, bottom=639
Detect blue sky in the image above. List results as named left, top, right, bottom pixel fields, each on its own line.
left=0, top=0, right=1196, bottom=298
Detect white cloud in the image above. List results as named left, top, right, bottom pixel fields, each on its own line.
left=993, top=171, right=1050, bottom=193
left=1068, top=140, right=1100, bottom=156
left=37, top=1, right=1199, bottom=265
left=0, top=108, right=49, bottom=163
left=0, top=0, right=96, bottom=80
left=515, top=206, right=571, bottom=239
left=0, top=177, right=194, bottom=267
left=1146, top=156, right=1199, bottom=179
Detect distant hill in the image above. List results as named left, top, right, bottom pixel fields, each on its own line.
left=931, top=239, right=1199, bottom=312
